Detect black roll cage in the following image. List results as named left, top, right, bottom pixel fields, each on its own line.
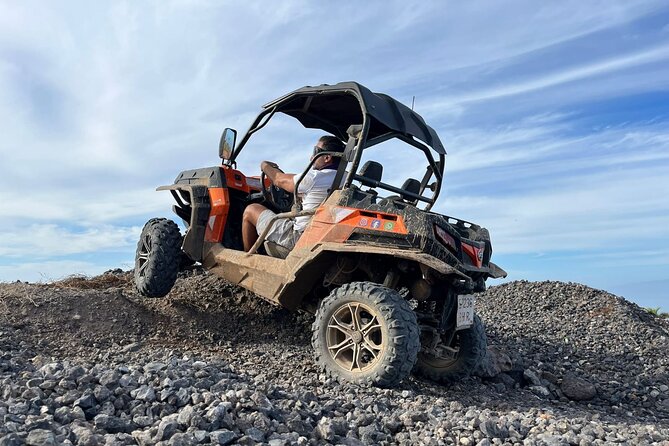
left=227, top=86, right=445, bottom=211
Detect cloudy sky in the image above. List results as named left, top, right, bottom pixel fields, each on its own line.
left=1, top=1, right=668, bottom=310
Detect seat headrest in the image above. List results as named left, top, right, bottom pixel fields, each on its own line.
left=401, top=178, right=421, bottom=200
left=358, top=161, right=383, bottom=187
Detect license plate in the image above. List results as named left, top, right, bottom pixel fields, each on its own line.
left=456, top=294, right=476, bottom=330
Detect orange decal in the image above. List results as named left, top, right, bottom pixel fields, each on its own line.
left=205, top=187, right=230, bottom=242
left=294, top=206, right=408, bottom=249
left=331, top=207, right=408, bottom=234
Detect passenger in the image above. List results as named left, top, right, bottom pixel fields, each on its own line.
left=242, top=135, right=345, bottom=252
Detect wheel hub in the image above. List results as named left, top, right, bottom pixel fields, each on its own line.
left=326, top=302, right=384, bottom=373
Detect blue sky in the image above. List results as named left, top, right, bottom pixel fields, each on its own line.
left=0, top=1, right=668, bottom=310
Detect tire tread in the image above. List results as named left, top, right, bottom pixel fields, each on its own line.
left=414, top=314, right=487, bottom=383
left=134, top=218, right=181, bottom=298
left=312, top=281, right=420, bottom=387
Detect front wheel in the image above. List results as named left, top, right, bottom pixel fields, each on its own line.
left=312, top=282, right=420, bottom=387
left=414, top=314, right=487, bottom=383
left=134, top=218, right=181, bottom=298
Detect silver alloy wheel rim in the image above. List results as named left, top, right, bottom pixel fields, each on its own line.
left=326, top=302, right=384, bottom=373
left=136, top=233, right=152, bottom=277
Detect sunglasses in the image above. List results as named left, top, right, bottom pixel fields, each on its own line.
left=313, top=145, right=326, bottom=156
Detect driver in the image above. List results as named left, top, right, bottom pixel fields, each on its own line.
left=242, top=136, right=346, bottom=252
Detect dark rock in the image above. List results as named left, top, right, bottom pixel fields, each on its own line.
left=74, top=392, right=97, bottom=409
left=168, top=432, right=198, bottom=445
left=0, top=433, right=23, bottom=446
left=26, top=379, right=43, bottom=388
left=156, top=418, right=179, bottom=441
left=542, top=371, right=560, bottom=385
left=358, top=424, right=383, bottom=444
left=26, top=429, right=56, bottom=446
left=94, top=385, right=112, bottom=402
left=64, top=366, right=86, bottom=381
left=245, top=427, right=265, bottom=442
left=523, top=369, right=542, bottom=386
left=210, top=430, right=237, bottom=445
left=505, top=369, right=525, bottom=385
left=561, top=373, right=597, bottom=401
left=94, top=414, right=137, bottom=434
left=24, top=417, right=54, bottom=432
left=250, top=391, right=273, bottom=412
left=475, top=346, right=513, bottom=378
left=133, top=386, right=156, bottom=402
left=132, top=429, right=154, bottom=446
left=143, top=362, right=167, bottom=373
left=99, top=370, right=121, bottom=387
left=335, top=437, right=364, bottom=446
left=479, top=420, right=509, bottom=439
left=315, top=417, right=336, bottom=441
left=122, top=342, right=142, bottom=353
left=529, top=385, right=552, bottom=398
left=77, top=431, right=104, bottom=446
left=177, top=405, right=196, bottom=427
left=83, top=405, right=99, bottom=421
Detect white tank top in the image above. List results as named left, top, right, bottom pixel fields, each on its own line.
left=293, top=168, right=341, bottom=231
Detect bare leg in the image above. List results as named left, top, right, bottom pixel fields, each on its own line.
left=242, top=203, right=269, bottom=251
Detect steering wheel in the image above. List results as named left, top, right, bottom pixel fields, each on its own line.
left=260, top=170, right=294, bottom=212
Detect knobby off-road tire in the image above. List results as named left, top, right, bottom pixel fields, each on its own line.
left=312, top=282, right=420, bottom=387
left=414, top=314, right=487, bottom=383
left=134, top=218, right=181, bottom=298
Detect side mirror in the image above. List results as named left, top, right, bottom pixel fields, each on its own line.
left=219, top=128, right=237, bottom=160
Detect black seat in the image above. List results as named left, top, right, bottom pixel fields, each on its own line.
left=357, top=161, right=383, bottom=187
left=381, top=178, right=421, bottom=205
left=401, top=178, right=421, bottom=203
left=352, top=161, right=384, bottom=204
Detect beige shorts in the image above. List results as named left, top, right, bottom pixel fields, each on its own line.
left=257, top=209, right=302, bottom=250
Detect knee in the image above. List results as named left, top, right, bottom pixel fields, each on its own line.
left=242, top=205, right=253, bottom=221
left=243, top=203, right=266, bottom=224
left=243, top=203, right=258, bottom=219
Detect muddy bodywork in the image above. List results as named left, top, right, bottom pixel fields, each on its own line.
left=159, top=175, right=505, bottom=312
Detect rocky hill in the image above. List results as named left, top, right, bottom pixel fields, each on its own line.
left=0, top=270, right=667, bottom=445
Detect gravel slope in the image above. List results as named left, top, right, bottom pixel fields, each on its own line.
left=0, top=269, right=667, bottom=445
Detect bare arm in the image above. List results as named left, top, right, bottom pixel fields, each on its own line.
left=261, top=161, right=296, bottom=193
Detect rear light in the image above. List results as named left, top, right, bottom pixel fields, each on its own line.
left=462, top=242, right=485, bottom=268
left=434, top=225, right=457, bottom=253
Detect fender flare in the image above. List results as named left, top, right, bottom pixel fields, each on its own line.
left=157, top=184, right=210, bottom=262
left=277, top=243, right=472, bottom=310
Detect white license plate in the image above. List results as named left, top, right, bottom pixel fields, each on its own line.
left=456, top=294, right=476, bottom=330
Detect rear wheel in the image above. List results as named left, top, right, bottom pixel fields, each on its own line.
left=134, top=218, right=181, bottom=298
left=312, top=282, right=420, bottom=387
left=414, top=314, right=487, bottom=383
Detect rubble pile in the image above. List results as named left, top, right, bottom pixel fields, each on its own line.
left=0, top=270, right=667, bottom=445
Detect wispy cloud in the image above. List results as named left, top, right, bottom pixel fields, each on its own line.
left=443, top=118, right=669, bottom=180
left=424, top=45, right=669, bottom=111
left=0, top=224, right=141, bottom=258
left=441, top=161, right=669, bottom=256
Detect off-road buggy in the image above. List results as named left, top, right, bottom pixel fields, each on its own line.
left=135, top=82, right=506, bottom=387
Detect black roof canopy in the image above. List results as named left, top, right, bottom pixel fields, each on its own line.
left=264, top=82, right=445, bottom=154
